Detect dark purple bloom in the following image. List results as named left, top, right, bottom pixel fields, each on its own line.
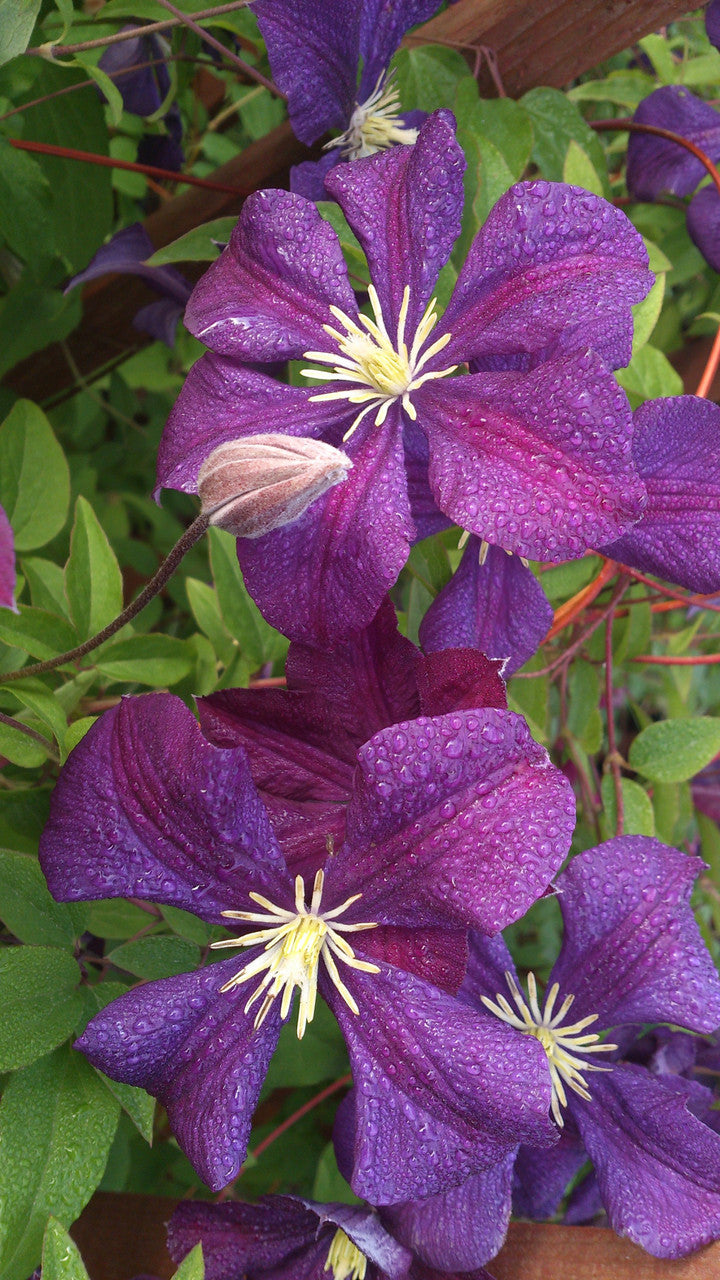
left=462, top=837, right=720, bottom=1259
left=99, top=26, right=184, bottom=171
left=39, top=691, right=572, bottom=1198
left=418, top=540, right=553, bottom=678
left=708, top=0, right=720, bottom=50
left=600, top=396, right=720, bottom=594
left=157, top=113, right=650, bottom=644
left=167, top=1196, right=497, bottom=1280
left=687, top=183, right=720, bottom=272
left=66, top=224, right=192, bottom=347
left=254, top=0, right=440, bottom=197
left=693, top=754, right=720, bottom=826
left=197, top=599, right=508, bottom=877
left=626, top=86, right=720, bottom=201
left=0, top=503, right=16, bottom=612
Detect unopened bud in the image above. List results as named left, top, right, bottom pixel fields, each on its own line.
left=197, top=434, right=352, bottom=538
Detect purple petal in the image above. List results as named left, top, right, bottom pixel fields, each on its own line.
left=687, top=184, right=720, bottom=273
left=402, top=418, right=451, bottom=540
left=0, top=504, right=17, bottom=612
left=600, top=396, right=720, bottom=593
left=65, top=223, right=190, bottom=305
left=76, top=959, right=282, bottom=1191
left=459, top=931, right=517, bottom=1007
left=513, top=1130, right=587, bottom=1221
left=415, top=650, right=508, bottom=716
left=325, top=962, right=555, bottom=1204
left=382, top=1156, right=514, bottom=1270
left=99, top=28, right=169, bottom=118
left=183, top=191, right=357, bottom=360
left=168, top=1198, right=319, bottom=1280
left=156, top=353, right=357, bottom=497
left=331, top=709, right=575, bottom=933
left=358, top=2, right=445, bottom=97
left=236, top=407, right=414, bottom=645
left=627, top=87, right=720, bottom=200
left=356, top=924, right=468, bottom=996
left=563, top=1169, right=604, bottom=1225
left=420, top=352, right=645, bottom=562
left=304, top=1202, right=413, bottom=1280
left=38, top=693, right=287, bottom=920
left=439, top=180, right=652, bottom=371
left=708, top=0, right=720, bottom=50
left=571, top=1064, right=720, bottom=1258
left=419, top=540, right=553, bottom=677
left=325, top=112, right=464, bottom=336
left=133, top=297, right=184, bottom=347
left=254, top=0, right=361, bottom=143
left=550, top=837, right=720, bottom=1033
left=290, top=153, right=341, bottom=201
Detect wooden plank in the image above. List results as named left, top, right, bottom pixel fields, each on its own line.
left=71, top=1193, right=720, bottom=1280
left=410, top=0, right=698, bottom=97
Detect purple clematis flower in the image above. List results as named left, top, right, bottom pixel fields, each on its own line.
left=253, top=0, right=441, bottom=199
left=167, top=1195, right=497, bottom=1280
left=0, top=504, right=17, bottom=612
left=460, top=837, right=720, bottom=1259
left=66, top=224, right=192, bottom=347
left=38, top=690, right=572, bottom=1199
left=99, top=25, right=184, bottom=172
left=600, top=395, right=720, bottom=594
left=708, top=0, right=720, bottom=50
left=197, top=597, right=508, bottom=876
left=418, top=539, right=553, bottom=678
left=157, top=112, right=651, bottom=644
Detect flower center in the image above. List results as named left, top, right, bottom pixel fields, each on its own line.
left=325, top=1229, right=367, bottom=1280
left=302, top=283, right=456, bottom=441
left=326, top=73, right=418, bottom=160
left=481, top=971, right=617, bottom=1126
left=210, top=868, right=379, bottom=1038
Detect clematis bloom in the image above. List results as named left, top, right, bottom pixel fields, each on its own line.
left=157, top=112, right=651, bottom=644
left=39, top=691, right=573, bottom=1199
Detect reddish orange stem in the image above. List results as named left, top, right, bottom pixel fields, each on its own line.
left=546, top=558, right=616, bottom=641
left=8, top=137, right=245, bottom=195
left=248, top=1073, right=352, bottom=1164
left=632, top=652, right=720, bottom=665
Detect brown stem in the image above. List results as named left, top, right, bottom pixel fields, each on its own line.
left=27, top=3, right=252, bottom=57
left=151, top=0, right=284, bottom=98
left=9, top=137, right=246, bottom=196
left=0, top=513, right=210, bottom=685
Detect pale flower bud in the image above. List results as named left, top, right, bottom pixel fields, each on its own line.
left=197, top=434, right=352, bottom=538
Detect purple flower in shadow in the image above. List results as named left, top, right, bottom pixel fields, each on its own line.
left=99, top=25, right=184, bottom=172
left=0, top=504, right=16, bottom=612
left=459, top=838, right=720, bottom=1259
left=38, top=690, right=574, bottom=1198
left=253, top=0, right=441, bottom=198
left=66, top=223, right=192, bottom=347
left=157, top=112, right=651, bottom=644
left=167, top=1196, right=497, bottom=1280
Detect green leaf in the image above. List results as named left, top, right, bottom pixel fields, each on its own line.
left=316, top=203, right=367, bottom=278
left=629, top=717, right=720, bottom=784
left=63, top=717, right=96, bottom=759
left=521, top=87, right=609, bottom=192
left=161, top=903, right=210, bottom=945
left=0, top=401, right=70, bottom=551
left=0, top=0, right=41, bottom=64
left=108, top=935, right=200, bottom=980
left=312, top=1143, right=361, bottom=1206
left=65, top=496, right=123, bottom=640
left=172, top=1243, right=205, bottom=1280
left=0, top=1046, right=120, bottom=1280
left=86, top=899, right=156, bottom=939
left=0, top=604, right=77, bottom=660
left=0, top=718, right=50, bottom=768
left=209, top=528, right=287, bottom=667
left=600, top=775, right=655, bottom=838
left=454, top=84, right=533, bottom=254
left=0, top=138, right=52, bottom=262
left=537, top=556, right=601, bottom=604
left=616, top=344, right=683, bottom=407
left=94, top=634, right=193, bottom=685
left=568, top=70, right=654, bottom=109
left=9, top=677, right=70, bottom=745
left=42, top=1218, right=90, bottom=1280
left=264, top=1000, right=348, bottom=1090
left=21, top=556, right=69, bottom=615
left=393, top=44, right=472, bottom=112
left=0, top=946, right=83, bottom=1070
left=0, top=849, right=87, bottom=947
left=81, top=984, right=156, bottom=1141
left=0, top=282, right=81, bottom=381
left=146, top=217, right=237, bottom=266
left=185, top=577, right=235, bottom=661
left=566, top=661, right=602, bottom=753
left=562, top=139, right=605, bottom=197
left=631, top=272, right=665, bottom=354
left=76, top=58, right=125, bottom=126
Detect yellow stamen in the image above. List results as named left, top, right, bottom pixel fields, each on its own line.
left=325, top=73, right=417, bottom=160
left=324, top=1229, right=367, bottom=1280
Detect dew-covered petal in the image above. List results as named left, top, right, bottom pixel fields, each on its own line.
left=0, top=504, right=16, bottom=612
left=156, top=353, right=357, bottom=497
left=325, top=112, right=464, bottom=335
left=439, top=180, right=652, bottom=370
left=402, top=418, right=451, bottom=541
left=65, top=223, right=190, bottom=305
left=459, top=931, right=518, bottom=1008
left=184, top=190, right=358, bottom=360
left=626, top=87, right=720, bottom=200
left=382, top=1155, right=514, bottom=1270
left=419, top=540, right=553, bottom=676
left=358, top=2, right=444, bottom=98
left=330, top=709, right=575, bottom=932
left=326, top=962, right=555, bottom=1205
left=415, top=649, right=508, bottom=716
left=254, top=0, right=361, bottom=143
left=513, top=1130, right=588, bottom=1221
left=419, top=352, right=645, bottom=562
left=291, top=152, right=342, bottom=201
left=236, top=407, right=415, bottom=645
left=168, top=1197, right=319, bottom=1279
left=357, top=924, right=468, bottom=995
left=600, top=396, right=720, bottom=593
left=687, top=184, right=720, bottom=273
left=76, top=958, right=282, bottom=1191
left=39, top=693, right=287, bottom=920
left=306, top=1202, right=413, bottom=1280
left=571, top=1063, right=720, bottom=1258
left=550, top=837, right=720, bottom=1032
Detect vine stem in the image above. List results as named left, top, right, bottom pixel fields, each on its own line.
left=247, top=1073, right=352, bottom=1164
left=151, top=0, right=284, bottom=98
left=0, top=513, right=210, bottom=685
left=8, top=137, right=246, bottom=195
left=546, top=558, right=617, bottom=641
left=27, top=3, right=252, bottom=57
left=631, top=652, right=720, bottom=665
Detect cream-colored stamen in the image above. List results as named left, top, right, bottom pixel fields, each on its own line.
left=481, top=971, right=617, bottom=1126
left=210, top=868, right=379, bottom=1038
left=324, top=1229, right=368, bottom=1280
left=326, top=72, right=417, bottom=160
left=302, top=284, right=456, bottom=441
